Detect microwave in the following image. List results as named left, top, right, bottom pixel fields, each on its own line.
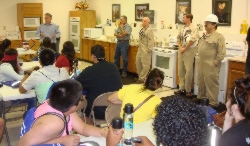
left=84, top=28, right=103, bottom=38
left=24, top=31, right=40, bottom=40
left=23, top=18, right=40, bottom=27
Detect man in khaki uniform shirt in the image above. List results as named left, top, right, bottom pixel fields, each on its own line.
left=175, top=13, right=199, bottom=97
left=197, top=14, right=226, bottom=104
left=135, top=17, right=154, bottom=83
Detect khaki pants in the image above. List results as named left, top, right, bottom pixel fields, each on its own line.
left=197, top=60, right=220, bottom=104
left=136, top=51, right=152, bottom=81
left=178, top=47, right=196, bottom=92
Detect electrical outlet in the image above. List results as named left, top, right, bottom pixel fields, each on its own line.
left=3, top=26, right=6, bottom=30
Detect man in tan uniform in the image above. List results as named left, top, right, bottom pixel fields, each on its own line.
left=135, top=17, right=154, bottom=83
left=175, top=13, right=199, bottom=97
left=197, top=14, right=226, bottom=105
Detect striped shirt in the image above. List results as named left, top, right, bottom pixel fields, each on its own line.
left=36, top=23, right=61, bottom=43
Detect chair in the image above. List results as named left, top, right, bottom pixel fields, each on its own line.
left=77, top=97, right=88, bottom=123
left=89, top=92, right=113, bottom=127
left=105, top=104, right=122, bottom=125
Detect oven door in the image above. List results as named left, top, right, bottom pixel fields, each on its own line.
left=70, top=36, right=80, bottom=52
left=70, top=22, right=80, bottom=36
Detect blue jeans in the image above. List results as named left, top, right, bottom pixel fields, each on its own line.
left=12, top=97, right=36, bottom=111
left=114, top=41, right=129, bottom=74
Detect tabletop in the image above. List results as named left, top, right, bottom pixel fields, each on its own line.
left=17, top=48, right=36, bottom=55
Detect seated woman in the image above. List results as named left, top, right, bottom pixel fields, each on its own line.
left=0, top=48, right=36, bottom=110
left=55, top=41, right=75, bottom=74
left=219, top=76, right=250, bottom=146
left=37, top=37, right=53, bottom=60
left=0, top=39, right=11, bottom=60
left=18, top=79, right=108, bottom=146
left=108, top=68, right=164, bottom=124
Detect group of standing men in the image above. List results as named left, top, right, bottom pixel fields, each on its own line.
left=114, top=13, right=226, bottom=105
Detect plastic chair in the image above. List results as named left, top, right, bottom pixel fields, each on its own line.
left=77, top=97, right=88, bottom=123
left=89, top=92, right=113, bottom=127
left=105, top=104, right=122, bottom=125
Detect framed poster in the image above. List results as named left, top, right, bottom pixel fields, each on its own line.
left=135, top=3, right=149, bottom=21
left=143, top=10, right=155, bottom=24
left=175, top=0, right=191, bottom=24
left=212, top=0, right=232, bottom=26
left=112, top=4, right=121, bottom=22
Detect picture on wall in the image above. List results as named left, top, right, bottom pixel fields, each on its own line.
left=212, top=0, right=232, bottom=26
left=112, top=4, right=120, bottom=22
left=135, top=3, right=149, bottom=21
left=143, top=10, right=155, bottom=24
left=175, top=0, right=191, bottom=24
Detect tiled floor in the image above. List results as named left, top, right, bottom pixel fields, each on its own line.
left=0, top=61, right=177, bottom=146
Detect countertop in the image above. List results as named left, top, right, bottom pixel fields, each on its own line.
left=82, top=37, right=139, bottom=46
left=228, top=56, right=246, bottom=63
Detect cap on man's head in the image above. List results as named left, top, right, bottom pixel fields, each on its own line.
left=205, top=14, right=218, bottom=23
left=91, top=44, right=105, bottom=59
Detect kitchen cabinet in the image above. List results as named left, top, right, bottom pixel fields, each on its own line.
left=82, top=38, right=89, bottom=60
left=109, top=42, right=116, bottom=63
left=227, top=60, right=246, bottom=93
left=102, top=42, right=110, bottom=62
left=88, top=40, right=95, bottom=61
left=128, top=46, right=138, bottom=73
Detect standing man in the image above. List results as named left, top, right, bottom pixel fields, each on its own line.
left=36, top=13, right=61, bottom=52
left=197, top=14, right=226, bottom=105
left=114, top=15, right=132, bottom=77
left=135, top=17, right=154, bottom=83
left=174, top=13, right=199, bottom=97
left=245, top=27, right=250, bottom=75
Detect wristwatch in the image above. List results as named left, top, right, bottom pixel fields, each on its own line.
left=24, top=71, right=31, bottom=76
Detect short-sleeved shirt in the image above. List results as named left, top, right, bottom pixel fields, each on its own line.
left=177, top=23, right=199, bottom=48
left=118, top=84, right=162, bottom=124
left=0, top=63, right=23, bottom=81
left=115, top=23, right=132, bottom=41
left=22, top=65, right=69, bottom=91
left=55, top=55, right=72, bottom=73
left=219, top=119, right=250, bottom=146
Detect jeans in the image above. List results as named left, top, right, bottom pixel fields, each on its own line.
left=114, top=41, right=129, bottom=74
left=12, top=97, right=36, bottom=111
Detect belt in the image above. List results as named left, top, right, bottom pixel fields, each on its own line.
left=117, top=40, right=129, bottom=42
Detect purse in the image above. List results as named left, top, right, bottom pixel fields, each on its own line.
left=213, top=111, right=226, bottom=128
left=133, top=95, right=154, bottom=112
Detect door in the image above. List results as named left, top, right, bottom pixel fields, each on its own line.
left=70, top=36, right=80, bottom=52
left=70, top=22, right=80, bottom=36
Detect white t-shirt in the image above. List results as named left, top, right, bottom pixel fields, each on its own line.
left=22, top=65, right=69, bottom=91
left=0, top=63, right=23, bottom=81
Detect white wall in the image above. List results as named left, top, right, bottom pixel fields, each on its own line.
left=89, top=0, right=249, bottom=42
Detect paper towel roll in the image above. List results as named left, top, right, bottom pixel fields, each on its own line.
left=16, top=26, right=19, bottom=32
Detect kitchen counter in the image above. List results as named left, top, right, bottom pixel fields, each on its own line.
left=82, top=37, right=139, bottom=46
left=228, top=56, right=246, bottom=63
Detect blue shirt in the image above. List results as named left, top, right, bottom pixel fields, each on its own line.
left=115, top=23, right=132, bottom=41
left=36, top=23, right=61, bottom=43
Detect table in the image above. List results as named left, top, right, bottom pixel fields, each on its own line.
left=17, top=48, right=36, bottom=55
left=80, top=119, right=157, bottom=146
left=22, top=61, right=40, bottom=71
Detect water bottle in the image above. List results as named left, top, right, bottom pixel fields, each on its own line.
left=112, top=117, right=123, bottom=146
left=201, top=98, right=211, bottom=124
left=207, top=123, right=222, bottom=146
left=123, top=103, right=133, bottom=145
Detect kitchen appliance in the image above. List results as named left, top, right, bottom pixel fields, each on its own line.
left=152, top=47, right=178, bottom=88
left=194, top=41, right=246, bottom=103
left=23, top=18, right=40, bottom=27
left=84, top=28, right=103, bottom=38
left=70, top=17, right=80, bottom=52
left=24, top=31, right=40, bottom=40
left=6, top=31, right=20, bottom=40
left=169, top=35, right=178, bottom=47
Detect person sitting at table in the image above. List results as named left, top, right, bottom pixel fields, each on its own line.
left=37, top=37, right=53, bottom=60
left=18, top=79, right=108, bottom=146
left=19, top=48, right=69, bottom=104
left=0, top=118, right=4, bottom=143
left=76, top=44, right=122, bottom=123
left=0, top=39, right=11, bottom=61
left=0, top=48, right=36, bottom=110
left=219, top=76, right=250, bottom=146
left=55, top=41, right=75, bottom=74
left=108, top=68, right=164, bottom=124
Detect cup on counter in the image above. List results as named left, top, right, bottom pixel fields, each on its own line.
left=134, top=23, right=137, bottom=27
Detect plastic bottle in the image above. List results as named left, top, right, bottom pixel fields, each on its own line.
left=123, top=103, right=133, bottom=145
left=201, top=98, right=211, bottom=124
left=161, top=21, right=164, bottom=29
left=112, top=117, right=123, bottom=146
left=240, top=20, right=248, bottom=34
left=23, top=40, right=29, bottom=50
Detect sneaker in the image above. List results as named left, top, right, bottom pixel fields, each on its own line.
left=174, top=89, right=186, bottom=95
left=121, top=73, right=127, bottom=78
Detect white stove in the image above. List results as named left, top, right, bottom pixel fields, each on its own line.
left=193, top=41, right=246, bottom=103
left=152, top=47, right=178, bottom=88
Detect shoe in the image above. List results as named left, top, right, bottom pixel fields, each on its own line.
left=174, top=89, right=186, bottom=95
left=121, top=73, right=127, bottom=78
left=186, top=92, right=193, bottom=98
left=192, top=98, right=201, bottom=104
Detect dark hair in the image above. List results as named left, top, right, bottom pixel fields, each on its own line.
left=61, top=41, right=75, bottom=71
left=121, top=15, right=127, bottom=22
left=153, top=95, right=208, bottom=146
left=212, top=22, right=218, bottom=30
left=184, top=13, right=193, bottom=22
left=45, top=13, right=52, bottom=18
left=0, top=48, right=18, bottom=73
left=39, top=48, right=55, bottom=66
left=91, top=44, right=105, bottom=61
left=229, top=76, right=250, bottom=120
left=48, top=79, right=82, bottom=113
left=0, top=39, right=11, bottom=60
left=143, top=68, right=164, bottom=91
left=42, top=37, right=51, bottom=48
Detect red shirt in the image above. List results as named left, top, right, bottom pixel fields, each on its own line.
left=55, top=55, right=72, bottom=73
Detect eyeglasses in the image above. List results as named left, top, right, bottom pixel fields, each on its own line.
left=233, top=87, right=239, bottom=105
